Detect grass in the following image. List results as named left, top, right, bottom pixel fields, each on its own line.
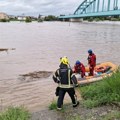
left=0, top=106, right=30, bottom=120
left=80, top=69, right=120, bottom=108
left=49, top=100, right=66, bottom=113
left=49, top=100, right=57, bottom=110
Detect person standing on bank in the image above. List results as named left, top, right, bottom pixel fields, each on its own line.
left=53, top=57, right=79, bottom=110
left=60, top=56, right=71, bottom=68
left=87, top=49, right=96, bottom=76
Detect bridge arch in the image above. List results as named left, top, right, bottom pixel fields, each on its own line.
left=59, top=0, right=120, bottom=19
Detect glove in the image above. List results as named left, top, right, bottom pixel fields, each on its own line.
left=55, top=87, right=60, bottom=96
left=75, top=84, right=79, bottom=87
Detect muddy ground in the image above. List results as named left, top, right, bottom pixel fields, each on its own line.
left=31, top=103, right=120, bottom=120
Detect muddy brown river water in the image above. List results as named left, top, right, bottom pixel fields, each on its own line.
left=0, top=21, right=120, bottom=112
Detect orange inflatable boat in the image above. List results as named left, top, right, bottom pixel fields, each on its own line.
left=77, top=62, right=118, bottom=85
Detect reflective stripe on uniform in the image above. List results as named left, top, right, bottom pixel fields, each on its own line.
left=57, top=69, right=59, bottom=75
left=53, top=74, right=56, bottom=78
left=54, top=69, right=59, bottom=78
left=68, top=69, right=70, bottom=88
left=58, top=84, right=74, bottom=88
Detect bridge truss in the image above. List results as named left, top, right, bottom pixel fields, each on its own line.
left=59, top=0, right=120, bottom=18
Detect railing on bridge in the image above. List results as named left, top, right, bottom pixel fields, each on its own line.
left=74, top=0, right=119, bottom=15
left=59, top=0, right=120, bottom=19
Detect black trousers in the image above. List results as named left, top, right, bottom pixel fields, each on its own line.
left=57, top=87, right=77, bottom=108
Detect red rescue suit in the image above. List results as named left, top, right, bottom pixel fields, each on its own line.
left=88, top=53, right=96, bottom=76
left=74, top=63, right=85, bottom=78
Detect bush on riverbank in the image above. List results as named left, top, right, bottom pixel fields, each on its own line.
left=0, top=106, right=30, bottom=120
left=25, top=17, right=32, bottom=23
left=80, top=69, right=120, bottom=108
left=44, top=15, right=58, bottom=21
left=0, top=19, right=9, bottom=22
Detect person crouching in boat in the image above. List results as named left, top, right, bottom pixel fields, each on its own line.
left=73, top=60, right=86, bottom=78
left=87, top=49, right=96, bottom=76
left=53, top=57, right=79, bottom=110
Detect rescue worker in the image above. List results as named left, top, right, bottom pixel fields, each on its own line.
left=73, top=60, right=86, bottom=78
left=87, top=49, right=96, bottom=76
left=53, top=57, right=79, bottom=110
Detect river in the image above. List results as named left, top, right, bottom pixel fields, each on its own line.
left=0, top=21, right=120, bottom=111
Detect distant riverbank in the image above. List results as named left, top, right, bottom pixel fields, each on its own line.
left=1, top=19, right=120, bottom=26
left=82, top=20, right=120, bottom=25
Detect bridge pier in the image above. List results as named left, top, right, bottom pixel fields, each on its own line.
left=69, top=18, right=83, bottom=22
left=60, top=18, right=83, bottom=22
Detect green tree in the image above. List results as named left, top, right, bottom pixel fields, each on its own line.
left=25, top=17, right=32, bottom=23
left=44, top=15, right=58, bottom=21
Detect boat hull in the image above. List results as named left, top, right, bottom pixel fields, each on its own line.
left=77, top=62, right=118, bottom=85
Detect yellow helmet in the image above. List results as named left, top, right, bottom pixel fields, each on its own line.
left=60, top=57, right=62, bottom=63
left=61, top=57, right=69, bottom=65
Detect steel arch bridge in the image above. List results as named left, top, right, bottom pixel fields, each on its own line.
left=59, top=0, right=120, bottom=19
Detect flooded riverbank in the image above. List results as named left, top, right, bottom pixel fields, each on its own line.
left=0, top=21, right=120, bottom=111
left=0, top=73, right=56, bottom=112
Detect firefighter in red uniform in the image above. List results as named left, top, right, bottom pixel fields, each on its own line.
left=73, top=60, right=86, bottom=78
left=87, top=49, right=96, bottom=76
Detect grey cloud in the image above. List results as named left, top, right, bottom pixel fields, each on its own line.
left=0, top=0, right=83, bottom=16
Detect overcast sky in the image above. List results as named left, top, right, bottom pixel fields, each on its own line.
left=0, top=0, right=83, bottom=16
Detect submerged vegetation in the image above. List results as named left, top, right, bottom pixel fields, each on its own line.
left=80, top=69, right=120, bottom=108
left=0, top=48, right=15, bottom=53
left=0, top=106, right=30, bottom=120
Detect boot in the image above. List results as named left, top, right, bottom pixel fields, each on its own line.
left=73, top=101, right=79, bottom=108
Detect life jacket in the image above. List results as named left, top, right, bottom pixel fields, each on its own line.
left=95, top=66, right=111, bottom=73
left=74, top=63, right=85, bottom=74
